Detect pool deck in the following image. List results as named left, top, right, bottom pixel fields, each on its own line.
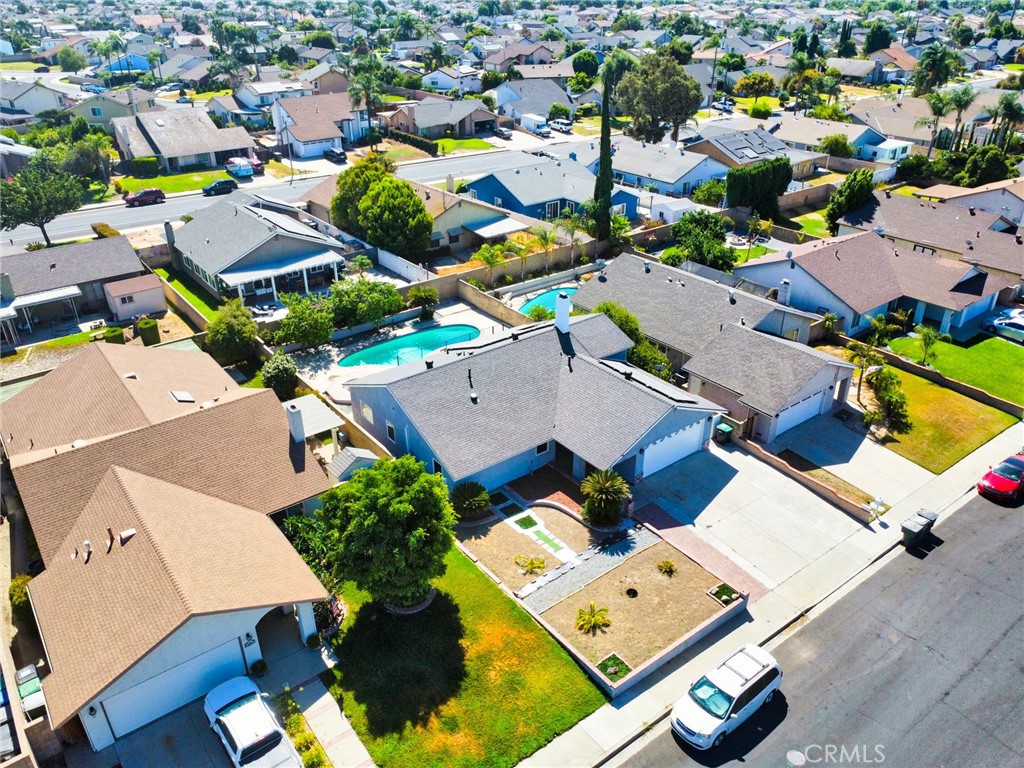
left=293, top=301, right=507, bottom=394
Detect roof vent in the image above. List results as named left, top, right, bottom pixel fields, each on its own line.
left=123, top=372, right=138, bottom=379
left=968, top=206, right=976, bottom=216
left=83, top=540, right=93, bottom=564
left=1015, top=235, right=1022, bottom=245
left=874, top=227, right=884, bottom=236
left=624, top=370, right=632, bottom=380
left=199, top=400, right=215, bottom=409
left=470, top=392, right=479, bottom=404
left=49, top=263, right=57, bottom=271
left=107, top=527, right=114, bottom=553
left=425, top=359, right=434, bottom=369
left=644, top=261, right=651, bottom=273
left=70, top=439, right=86, bottom=449
left=119, top=528, right=137, bottom=546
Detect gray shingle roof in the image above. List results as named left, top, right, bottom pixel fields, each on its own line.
left=496, top=79, right=574, bottom=115
left=683, top=325, right=853, bottom=416
left=111, top=109, right=254, bottom=159
left=410, top=97, right=493, bottom=129
left=349, top=314, right=720, bottom=482
left=474, top=161, right=598, bottom=206
left=573, top=253, right=792, bottom=358
left=1, top=236, right=142, bottom=296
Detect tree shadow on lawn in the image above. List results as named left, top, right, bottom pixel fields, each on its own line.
left=334, top=590, right=467, bottom=738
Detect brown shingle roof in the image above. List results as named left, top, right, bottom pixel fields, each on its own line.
left=1, top=344, right=238, bottom=459
left=102, top=273, right=163, bottom=297
left=276, top=92, right=354, bottom=143
left=11, top=387, right=329, bottom=562
left=30, top=466, right=327, bottom=727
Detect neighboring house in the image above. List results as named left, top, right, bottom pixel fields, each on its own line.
left=482, top=42, right=560, bottom=72
left=825, top=57, right=883, bottom=84
left=515, top=56, right=578, bottom=87
left=918, top=176, right=1024, bottom=227
left=755, top=116, right=888, bottom=160
left=422, top=65, right=482, bottom=94
left=734, top=230, right=1014, bottom=335
left=868, top=46, right=918, bottom=81
left=272, top=92, right=369, bottom=156
left=111, top=110, right=255, bottom=173
left=303, top=62, right=350, bottom=94
left=296, top=45, right=336, bottom=66
left=863, top=138, right=913, bottom=164
left=0, top=237, right=144, bottom=347
left=649, top=195, right=720, bottom=223
left=0, top=137, right=36, bottom=176
left=684, top=324, right=854, bottom=443
left=554, top=137, right=730, bottom=198
left=207, top=94, right=267, bottom=127
left=488, top=79, right=575, bottom=122
left=0, top=79, right=72, bottom=123
left=687, top=128, right=825, bottom=179
left=235, top=80, right=313, bottom=111
left=465, top=160, right=639, bottom=221
left=380, top=97, right=498, bottom=139
left=103, top=273, right=167, bottom=322
left=389, top=37, right=433, bottom=61
left=98, top=51, right=152, bottom=74
left=347, top=310, right=724, bottom=489
left=67, top=88, right=162, bottom=129
left=847, top=95, right=956, bottom=148
left=33, top=35, right=89, bottom=64
left=169, top=191, right=369, bottom=302
left=1, top=344, right=329, bottom=751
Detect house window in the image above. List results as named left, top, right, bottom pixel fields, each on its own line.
left=183, top=256, right=194, bottom=270
left=449, top=233, right=460, bottom=244
left=90, top=107, right=102, bottom=117
left=119, top=295, right=134, bottom=305
left=611, top=203, right=626, bottom=216
left=536, top=442, right=548, bottom=455
left=433, top=460, right=443, bottom=475
left=360, top=401, right=374, bottom=424
left=545, top=201, right=560, bottom=219
left=386, top=421, right=396, bottom=442
left=493, top=196, right=503, bottom=208
left=467, top=189, right=478, bottom=199
left=309, top=264, right=325, bottom=273
left=912, top=244, right=935, bottom=255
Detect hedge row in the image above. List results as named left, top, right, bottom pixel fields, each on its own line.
left=388, top=129, right=438, bottom=156
left=138, top=318, right=160, bottom=346
left=90, top=222, right=121, bottom=238
left=132, top=156, right=160, bottom=177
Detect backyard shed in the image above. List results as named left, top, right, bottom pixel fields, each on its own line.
left=103, top=273, right=166, bottom=322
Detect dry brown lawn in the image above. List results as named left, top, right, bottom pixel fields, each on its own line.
left=457, top=518, right=556, bottom=591
left=541, top=543, right=721, bottom=669
left=542, top=508, right=604, bottom=553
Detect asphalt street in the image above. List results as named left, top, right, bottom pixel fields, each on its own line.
left=612, top=493, right=1024, bottom=768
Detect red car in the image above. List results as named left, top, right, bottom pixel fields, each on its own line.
left=977, top=454, right=1024, bottom=502
left=124, top=188, right=166, bottom=207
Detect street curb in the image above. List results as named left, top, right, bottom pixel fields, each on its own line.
left=588, top=483, right=977, bottom=768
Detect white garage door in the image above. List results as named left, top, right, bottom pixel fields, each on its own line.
left=642, top=423, right=703, bottom=477
left=102, top=639, right=244, bottom=738
left=776, top=390, right=826, bottom=437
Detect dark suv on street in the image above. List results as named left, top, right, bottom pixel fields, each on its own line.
left=124, top=188, right=166, bottom=207
left=203, top=179, right=239, bottom=196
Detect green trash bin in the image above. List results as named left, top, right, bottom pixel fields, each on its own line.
left=714, top=423, right=734, bottom=443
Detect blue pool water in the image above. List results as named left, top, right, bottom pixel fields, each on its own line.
left=519, top=287, right=578, bottom=316
left=337, top=324, right=481, bottom=367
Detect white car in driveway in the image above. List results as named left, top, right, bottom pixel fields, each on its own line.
left=671, top=644, right=782, bottom=750
left=204, top=677, right=301, bottom=768
left=985, top=315, right=1024, bottom=343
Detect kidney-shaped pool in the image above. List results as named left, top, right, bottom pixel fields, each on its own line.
left=337, top=324, right=481, bottom=367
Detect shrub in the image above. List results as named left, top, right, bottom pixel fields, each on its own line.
left=25, top=242, right=46, bottom=251
left=575, top=602, right=611, bottom=635
left=293, top=732, right=316, bottom=752
left=305, top=633, right=320, bottom=649
left=103, top=327, right=126, bottom=344
left=659, top=246, right=685, bottom=267
left=137, top=317, right=160, bottom=346
left=527, top=305, right=555, bottom=321
left=205, top=299, right=258, bottom=363
left=251, top=659, right=268, bottom=677
left=284, top=712, right=304, bottom=737
left=514, top=554, right=546, bottom=575
left=180, top=213, right=193, bottom=223
left=302, top=747, right=327, bottom=768
left=113, top=179, right=124, bottom=194
left=748, top=102, right=772, bottom=119
left=131, top=156, right=159, bottom=177
left=467, top=277, right=488, bottom=291
left=657, top=559, right=677, bottom=577
left=9, top=574, right=33, bottom=624
left=90, top=222, right=121, bottom=238
left=451, top=481, right=491, bottom=521
left=581, top=469, right=631, bottom=527
left=261, top=350, right=298, bottom=401
left=388, top=129, right=438, bottom=156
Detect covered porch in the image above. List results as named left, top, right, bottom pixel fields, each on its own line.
left=219, top=250, right=349, bottom=305
left=0, top=286, right=103, bottom=347
left=255, top=604, right=337, bottom=695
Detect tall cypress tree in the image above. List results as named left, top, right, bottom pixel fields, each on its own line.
left=593, top=52, right=632, bottom=243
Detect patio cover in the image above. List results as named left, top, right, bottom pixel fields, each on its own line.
left=1, top=285, right=82, bottom=315
left=218, top=250, right=346, bottom=287
left=282, top=394, right=344, bottom=439
left=465, top=216, right=529, bottom=239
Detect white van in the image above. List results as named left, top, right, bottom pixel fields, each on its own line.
left=225, top=157, right=254, bottom=177
left=671, top=644, right=782, bottom=749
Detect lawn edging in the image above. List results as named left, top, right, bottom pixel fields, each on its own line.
left=839, top=335, right=1023, bottom=419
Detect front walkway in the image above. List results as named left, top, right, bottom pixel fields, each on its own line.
left=293, top=679, right=375, bottom=768
left=517, top=422, right=1023, bottom=768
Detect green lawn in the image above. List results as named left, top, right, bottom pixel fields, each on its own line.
left=81, top=181, right=116, bottom=205
left=437, top=137, right=493, bottom=155
left=0, top=62, right=46, bottom=71
left=734, top=96, right=781, bottom=113
left=41, top=329, right=103, bottom=348
left=320, top=548, right=605, bottom=768
left=232, top=357, right=266, bottom=388
left=888, top=335, right=1024, bottom=405
left=382, top=94, right=407, bottom=102
left=880, top=369, right=1018, bottom=473
left=788, top=211, right=831, bottom=239
left=190, top=88, right=231, bottom=101
left=1004, top=63, right=1024, bottom=72
left=735, top=244, right=772, bottom=264
left=153, top=267, right=222, bottom=320
left=120, top=169, right=231, bottom=194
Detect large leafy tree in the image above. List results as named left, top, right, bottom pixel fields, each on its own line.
left=824, top=168, right=875, bottom=234
left=911, top=44, right=962, bottom=96
left=615, top=54, right=702, bottom=144
left=668, top=209, right=737, bottom=272
left=734, top=71, right=775, bottom=106
left=302, top=30, right=336, bottom=50
left=818, top=134, right=856, bottom=158
left=205, top=298, right=258, bottom=362
left=330, top=155, right=390, bottom=236
left=572, top=49, right=599, bottom=79
left=358, top=177, right=432, bottom=262
left=57, top=46, right=87, bottom=72
left=317, top=455, right=456, bottom=607
left=593, top=52, right=634, bottom=242
left=862, top=22, right=893, bottom=55
left=0, top=151, right=82, bottom=246
left=593, top=301, right=671, bottom=379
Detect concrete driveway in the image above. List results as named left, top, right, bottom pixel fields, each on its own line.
left=632, top=442, right=865, bottom=590
left=769, top=413, right=935, bottom=506
left=113, top=699, right=232, bottom=768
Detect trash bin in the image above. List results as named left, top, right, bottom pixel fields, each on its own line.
left=714, top=423, right=734, bottom=444
left=915, top=509, right=938, bottom=527
left=901, top=515, right=927, bottom=547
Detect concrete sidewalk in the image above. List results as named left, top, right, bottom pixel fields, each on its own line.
left=517, top=422, right=1022, bottom=768
left=292, top=679, right=375, bottom=768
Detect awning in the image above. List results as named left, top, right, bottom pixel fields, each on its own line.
left=466, top=216, right=529, bottom=239
left=446, top=227, right=463, bottom=236
left=281, top=394, right=344, bottom=440
left=218, top=250, right=347, bottom=288
left=1, top=285, right=82, bottom=313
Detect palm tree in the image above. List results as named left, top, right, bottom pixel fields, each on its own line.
left=530, top=226, right=557, bottom=273
left=210, top=55, right=246, bottom=91
left=785, top=51, right=812, bottom=111
left=473, top=244, right=505, bottom=286
left=394, top=12, right=421, bottom=41
left=349, top=59, right=384, bottom=118
left=914, top=91, right=951, bottom=159
left=575, top=603, right=611, bottom=636
left=945, top=84, right=977, bottom=151
left=845, top=341, right=883, bottom=403
left=423, top=41, right=451, bottom=72
left=911, top=43, right=961, bottom=96
left=580, top=469, right=631, bottom=527
left=145, top=49, right=163, bottom=85
left=557, top=208, right=584, bottom=267
left=106, top=32, right=125, bottom=73
left=986, top=92, right=1024, bottom=150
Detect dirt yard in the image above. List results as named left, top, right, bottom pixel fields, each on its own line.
left=540, top=543, right=722, bottom=669
left=458, top=517, right=556, bottom=591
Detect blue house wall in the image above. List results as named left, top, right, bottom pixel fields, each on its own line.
left=103, top=52, right=151, bottom=73
left=466, top=175, right=639, bottom=221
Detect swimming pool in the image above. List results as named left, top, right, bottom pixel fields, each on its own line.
left=337, top=324, right=481, bottom=367
left=519, top=287, right=577, bottom=316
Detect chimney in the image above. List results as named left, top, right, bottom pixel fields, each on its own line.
left=554, top=291, right=571, bottom=333
left=778, top=278, right=791, bottom=306
left=0, top=273, right=13, bottom=302
left=163, top=220, right=175, bottom=250
left=425, top=359, right=434, bottom=369
left=968, top=207, right=976, bottom=216
left=285, top=402, right=304, bottom=443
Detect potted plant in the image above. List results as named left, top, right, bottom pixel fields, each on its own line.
left=250, top=659, right=267, bottom=677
